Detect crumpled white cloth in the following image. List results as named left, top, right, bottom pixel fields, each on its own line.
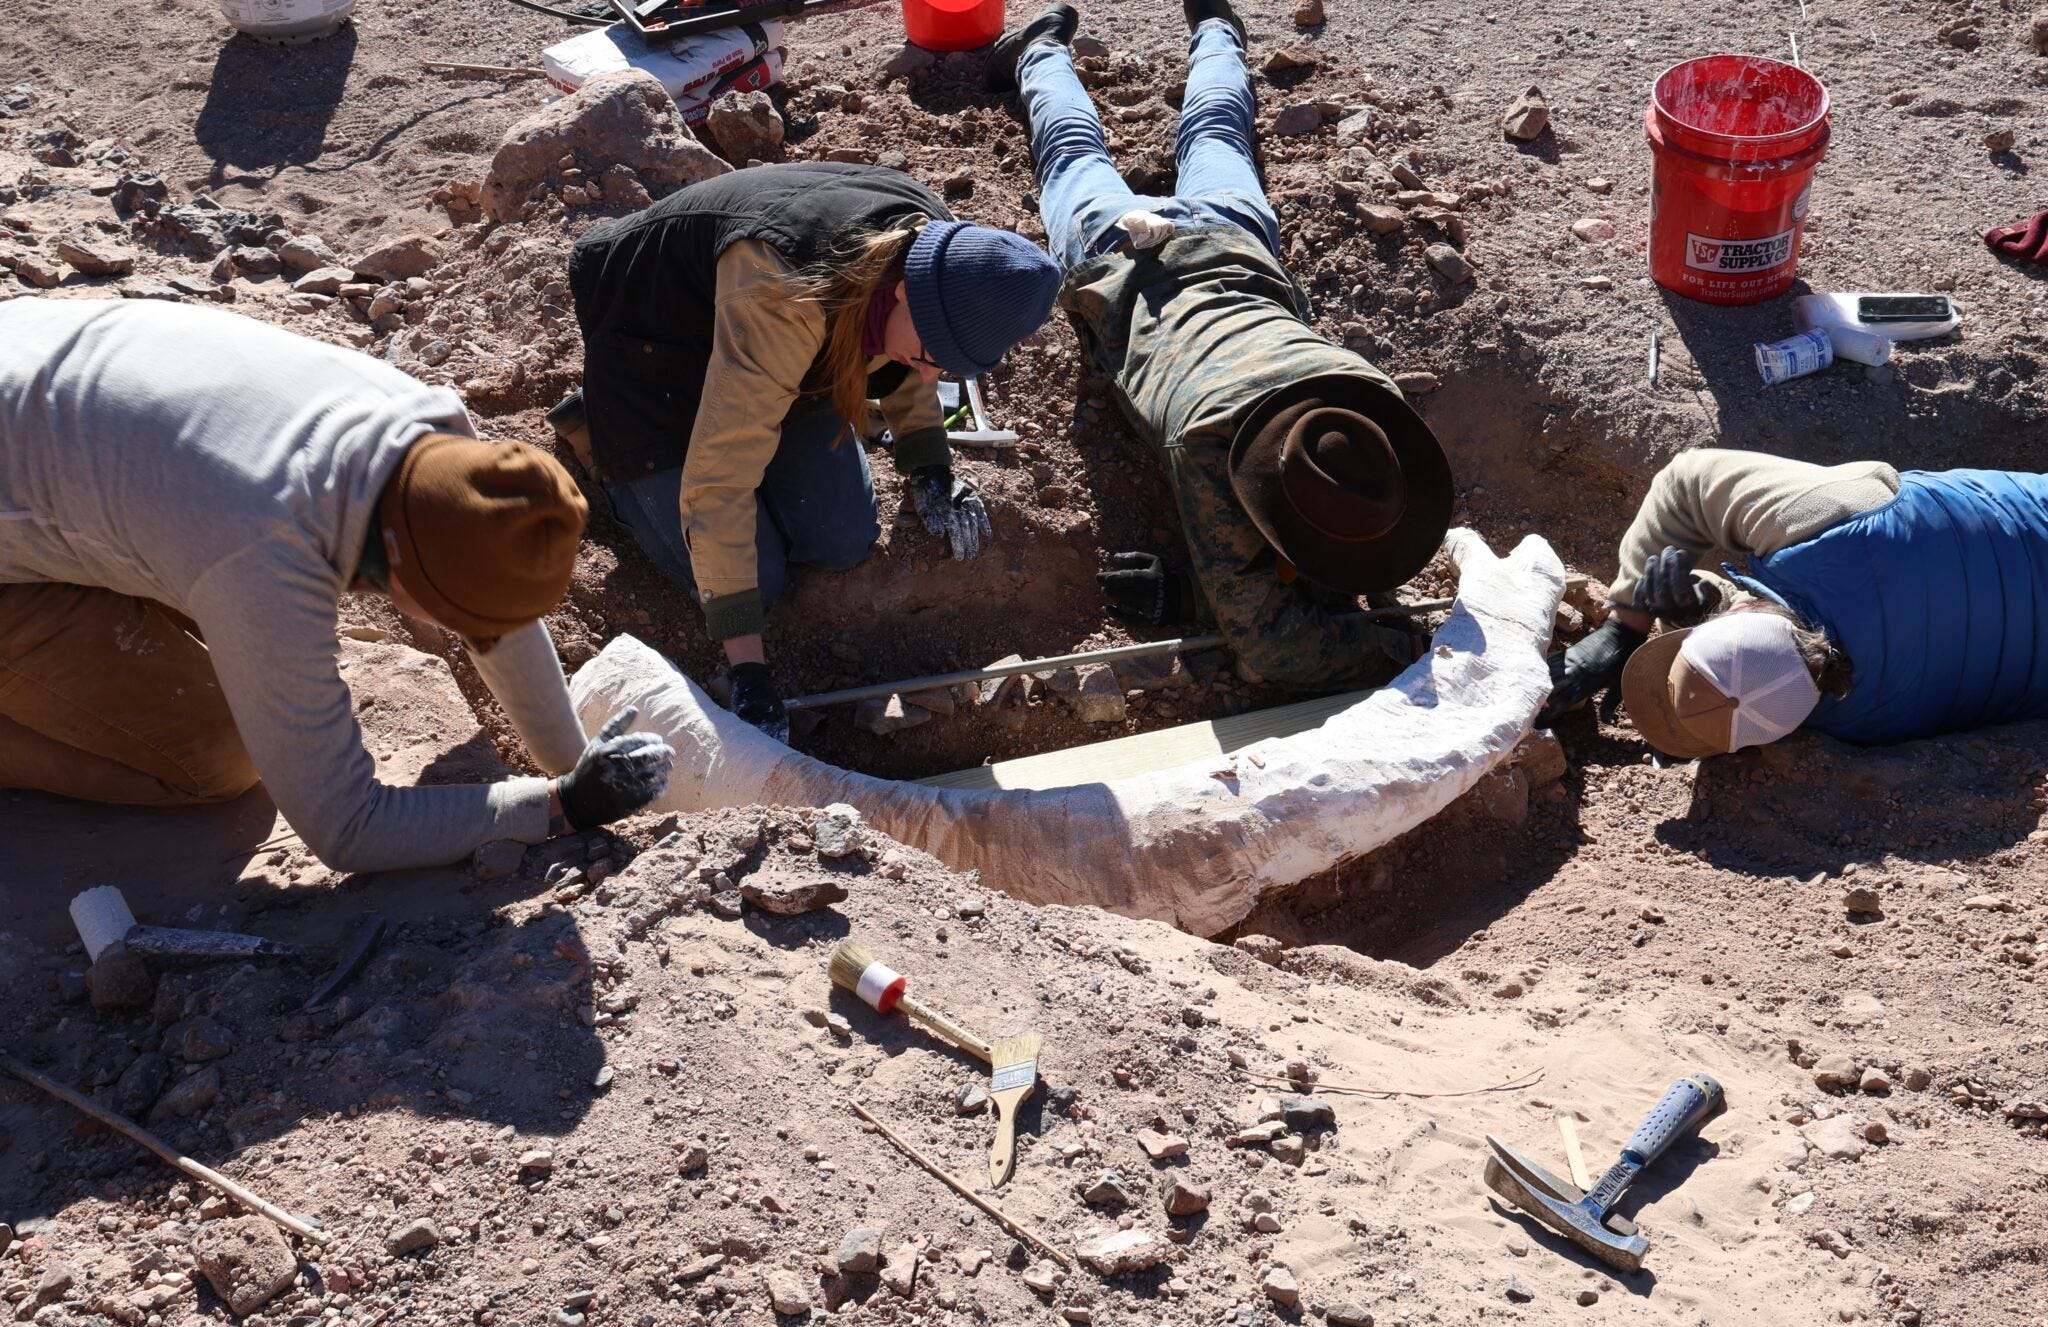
left=1118, top=209, right=1177, bottom=249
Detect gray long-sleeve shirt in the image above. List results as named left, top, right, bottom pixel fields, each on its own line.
left=0, top=298, right=589, bottom=870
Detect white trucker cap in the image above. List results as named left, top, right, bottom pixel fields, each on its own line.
left=1620, top=610, right=1823, bottom=758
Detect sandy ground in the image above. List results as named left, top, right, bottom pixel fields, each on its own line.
left=6, top=0, right=2048, bottom=1324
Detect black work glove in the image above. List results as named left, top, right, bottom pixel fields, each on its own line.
left=910, top=465, right=994, bottom=561
left=1097, top=551, right=1201, bottom=627
left=1635, top=545, right=1723, bottom=628
left=555, top=707, right=674, bottom=832
left=1536, top=618, right=1649, bottom=729
left=727, top=661, right=789, bottom=744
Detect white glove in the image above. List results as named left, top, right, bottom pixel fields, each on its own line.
left=1119, top=209, right=1176, bottom=250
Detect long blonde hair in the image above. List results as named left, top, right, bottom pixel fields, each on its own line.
left=789, top=223, right=922, bottom=435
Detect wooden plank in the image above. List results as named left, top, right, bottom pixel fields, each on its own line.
left=916, top=688, right=1373, bottom=792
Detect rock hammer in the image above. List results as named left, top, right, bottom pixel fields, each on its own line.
left=1484, top=1073, right=1725, bottom=1272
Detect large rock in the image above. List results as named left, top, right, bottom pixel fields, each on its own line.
left=192, top=1217, right=299, bottom=1315
left=482, top=69, right=729, bottom=222
left=350, top=234, right=443, bottom=283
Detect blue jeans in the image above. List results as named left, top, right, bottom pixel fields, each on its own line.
left=1020, top=20, right=1280, bottom=270
left=606, top=409, right=881, bottom=608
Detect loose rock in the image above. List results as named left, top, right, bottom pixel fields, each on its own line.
left=1260, top=1262, right=1300, bottom=1308
left=705, top=89, right=784, bottom=163
left=1985, top=126, right=2017, bottom=153
left=812, top=803, right=867, bottom=857
left=1425, top=243, right=1473, bottom=283
left=351, top=234, right=443, bottom=282
left=192, top=1216, right=299, bottom=1315
left=1272, top=103, right=1324, bottom=136
left=385, top=1219, right=441, bottom=1257
left=56, top=235, right=136, bottom=276
left=1082, top=1169, right=1138, bottom=1206
left=1073, top=662, right=1128, bottom=723
left=955, top=1081, right=990, bottom=1115
left=276, top=234, right=339, bottom=273
left=152, top=1066, right=220, bottom=1118
left=739, top=873, right=848, bottom=915
left=880, top=1244, right=919, bottom=1298
left=1843, top=885, right=1883, bottom=917
left=1811, top=1053, right=1860, bottom=1091
left=764, top=1268, right=812, bottom=1315
left=1293, top=0, right=1323, bottom=24
left=1075, top=1228, right=1167, bottom=1274
left=1502, top=86, right=1550, bottom=140
left=1135, top=1127, right=1189, bottom=1160
left=837, top=1225, right=886, bottom=1275
left=1165, top=1179, right=1210, bottom=1216
left=1328, top=1303, right=1374, bottom=1327
left=1570, top=217, right=1616, bottom=243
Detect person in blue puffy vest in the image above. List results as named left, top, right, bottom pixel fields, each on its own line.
left=1541, top=448, right=2048, bottom=757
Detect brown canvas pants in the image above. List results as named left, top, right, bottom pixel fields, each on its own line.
left=0, top=582, right=259, bottom=805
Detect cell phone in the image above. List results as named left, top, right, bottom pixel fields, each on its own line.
left=1857, top=295, right=1954, bottom=324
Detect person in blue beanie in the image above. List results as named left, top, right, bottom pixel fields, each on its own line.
left=1541, top=448, right=2048, bottom=757
left=985, top=1, right=1454, bottom=693
left=552, top=163, right=1062, bottom=741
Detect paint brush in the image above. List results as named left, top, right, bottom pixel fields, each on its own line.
left=828, top=938, right=995, bottom=1064
left=986, top=1032, right=1040, bottom=1188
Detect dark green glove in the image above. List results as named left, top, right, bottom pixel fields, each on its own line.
left=728, top=662, right=789, bottom=744
left=1536, top=618, right=1648, bottom=728
left=910, top=466, right=993, bottom=561
left=1635, top=545, right=1723, bottom=628
left=1097, top=552, right=1201, bottom=627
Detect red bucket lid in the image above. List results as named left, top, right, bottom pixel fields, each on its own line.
left=1651, top=54, right=1829, bottom=152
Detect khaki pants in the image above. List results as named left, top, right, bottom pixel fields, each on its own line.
left=0, top=582, right=259, bottom=805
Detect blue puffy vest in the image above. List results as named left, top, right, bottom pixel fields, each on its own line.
left=1730, top=469, right=2048, bottom=744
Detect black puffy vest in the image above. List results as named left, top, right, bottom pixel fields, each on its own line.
left=566, top=162, right=952, bottom=487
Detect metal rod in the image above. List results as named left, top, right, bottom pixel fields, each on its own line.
left=785, top=599, right=1458, bottom=712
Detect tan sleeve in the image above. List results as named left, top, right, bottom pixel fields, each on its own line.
left=873, top=365, right=951, bottom=472
left=678, top=240, right=827, bottom=639
left=1612, top=449, right=1901, bottom=607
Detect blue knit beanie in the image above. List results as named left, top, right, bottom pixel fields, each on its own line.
left=903, top=221, right=1062, bottom=378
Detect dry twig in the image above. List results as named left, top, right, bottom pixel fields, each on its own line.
left=1, top=1051, right=330, bottom=1243
left=1236, top=1066, right=1546, bottom=1100
left=850, top=1101, right=1069, bottom=1266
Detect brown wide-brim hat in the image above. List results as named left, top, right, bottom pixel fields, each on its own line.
left=1228, top=372, right=1454, bottom=594
left=1619, top=627, right=1732, bottom=760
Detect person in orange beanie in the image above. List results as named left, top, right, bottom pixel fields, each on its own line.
left=0, top=299, right=671, bottom=872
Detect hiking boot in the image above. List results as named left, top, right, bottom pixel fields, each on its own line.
left=1183, top=0, right=1246, bottom=44
left=546, top=387, right=593, bottom=471
left=984, top=3, right=1081, bottom=94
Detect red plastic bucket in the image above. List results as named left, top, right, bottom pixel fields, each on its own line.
left=1645, top=55, right=1830, bottom=305
left=902, top=0, right=1005, bottom=51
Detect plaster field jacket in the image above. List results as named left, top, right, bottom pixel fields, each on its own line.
left=1059, top=224, right=1421, bottom=691
left=0, top=299, right=589, bottom=871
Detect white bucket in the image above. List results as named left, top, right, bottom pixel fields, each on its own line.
left=218, top=0, right=357, bottom=43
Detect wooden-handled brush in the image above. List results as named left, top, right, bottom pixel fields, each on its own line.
left=829, top=938, right=995, bottom=1064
